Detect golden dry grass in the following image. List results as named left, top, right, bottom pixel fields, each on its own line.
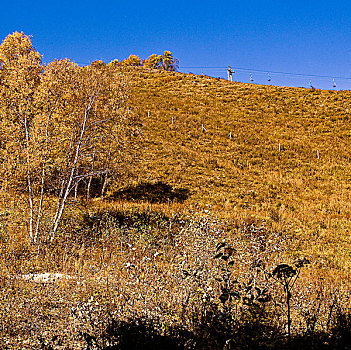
left=0, top=69, right=351, bottom=348
left=127, top=68, right=351, bottom=274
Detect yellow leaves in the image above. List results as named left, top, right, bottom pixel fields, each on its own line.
left=119, top=54, right=141, bottom=67
left=141, top=51, right=177, bottom=71
left=0, top=32, right=42, bottom=128
left=0, top=31, right=41, bottom=67
left=108, top=59, right=119, bottom=68
left=0, top=31, right=140, bottom=240
left=143, top=54, right=162, bottom=69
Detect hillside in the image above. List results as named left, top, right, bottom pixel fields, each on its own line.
left=127, top=69, right=351, bottom=272
left=1, top=67, right=351, bottom=348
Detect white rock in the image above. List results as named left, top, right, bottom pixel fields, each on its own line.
left=20, top=273, right=73, bottom=283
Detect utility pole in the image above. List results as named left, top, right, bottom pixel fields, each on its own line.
left=227, top=66, right=235, bottom=81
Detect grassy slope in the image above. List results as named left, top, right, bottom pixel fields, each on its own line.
left=1, top=68, right=351, bottom=348
left=128, top=68, right=351, bottom=274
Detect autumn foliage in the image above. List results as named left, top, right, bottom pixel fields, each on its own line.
left=113, top=50, right=178, bottom=71
left=0, top=32, right=139, bottom=243
left=0, top=32, right=351, bottom=349
left=142, top=51, right=178, bottom=71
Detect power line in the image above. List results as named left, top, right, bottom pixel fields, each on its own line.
left=57, top=61, right=350, bottom=86
left=52, top=61, right=349, bottom=81
left=179, top=66, right=351, bottom=81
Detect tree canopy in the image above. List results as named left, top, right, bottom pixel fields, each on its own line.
left=0, top=32, right=139, bottom=243
left=142, top=51, right=178, bottom=71
left=109, top=50, right=179, bottom=71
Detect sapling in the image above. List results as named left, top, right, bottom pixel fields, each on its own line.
left=270, top=258, right=310, bottom=339
left=214, top=241, right=271, bottom=307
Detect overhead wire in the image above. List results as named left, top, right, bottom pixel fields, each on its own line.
left=179, top=66, right=351, bottom=81
left=61, top=61, right=346, bottom=88
left=49, top=60, right=350, bottom=82
left=58, top=61, right=348, bottom=82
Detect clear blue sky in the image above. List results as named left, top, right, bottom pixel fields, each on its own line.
left=1, top=0, right=351, bottom=90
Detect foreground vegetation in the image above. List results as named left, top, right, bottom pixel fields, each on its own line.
left=0, top=32, right=350, bottom=348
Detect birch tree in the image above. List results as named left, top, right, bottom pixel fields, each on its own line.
left=37, top=59, right=132, bottom=241
left=0, top=32, right=138, bottom=243
left=0, top=31, right=42, bottom=243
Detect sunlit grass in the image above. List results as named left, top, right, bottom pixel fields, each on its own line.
left=1, top=68, right=351, bottom=347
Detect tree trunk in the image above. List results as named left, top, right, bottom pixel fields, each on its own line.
left=49, top=103, right=92, bottom=241
left=74, top=182, right=78, bottom=200
left=34, top=165, right=45, bottom=244
left=24, top=115, right=34, bottom=243
left=86, top=150, right=96, bottom=200
left=100, top=171, right=109, bottom=200
left=34, top=113, right=51, bottom=244
left=86, top=175, right=92, bottom=200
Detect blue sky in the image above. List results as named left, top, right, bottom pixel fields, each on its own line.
left=1, top=0, right=351, bottom=90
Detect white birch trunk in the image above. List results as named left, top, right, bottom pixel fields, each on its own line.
left=86, top=149, right=96, bottom=200
left=49, top=179, right=65, bottom=240
left=49, top=102, right=93, bottom=241
left=34, top=112, right=51, bottom=244
left=34, top=165, right=45, bottom=244
left=74, top=183, right=79, bottom=200
left=100, top=171, right=108, bottom=200
left=24, top=115, right=34, bottom=243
